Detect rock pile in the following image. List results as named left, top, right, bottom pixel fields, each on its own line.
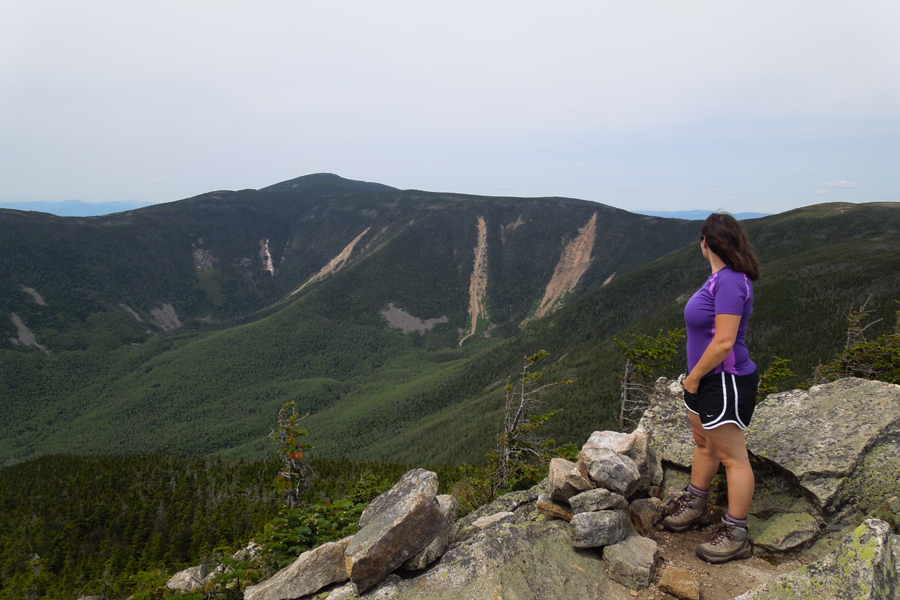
left=534, top=429, right=666, bottom=590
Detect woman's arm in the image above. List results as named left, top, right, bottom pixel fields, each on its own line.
left=683, top=313, right=742, bottom=394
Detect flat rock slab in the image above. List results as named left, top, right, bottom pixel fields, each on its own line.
left=244, top=537, right=352, bottom=600
left=339, top=517, right=637, bottom=600
left=734, top=519, right=899, bottom=599
left=570, top=488, right=629, bottom=514
left=746, top=378, right=900, bottom=508
left=750, top=512, right=820, bottom=553
left=537, top=493, right=574, bottom=521
left=345, top=469, right=445, bottom=593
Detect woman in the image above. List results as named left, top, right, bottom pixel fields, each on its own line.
left=662, top=212, right=760, bottom=564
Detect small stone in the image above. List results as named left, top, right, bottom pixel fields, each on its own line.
left=581, top=448, right=641, bottom=496
left=629, top=497, right=666, bottom=535
left=602, top=535, right=661, bottom=590
left=537, top=493, right=574, bottom=521
left=571, top=510, right=628, bottom=548
left=548, top=458, right=593, bottom=502
left=570, top=488, right=629, bottom=513
left=166, top=564, right=210, bottom=593
left=582, top=430, right=637, bottom=454
left=658, top=566, right=700, bottom=600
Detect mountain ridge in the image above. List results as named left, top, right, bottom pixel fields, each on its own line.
left=1, top=175, right=899, bottom=467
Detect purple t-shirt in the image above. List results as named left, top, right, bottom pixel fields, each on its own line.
left=684, top=266, right=756, bottom=377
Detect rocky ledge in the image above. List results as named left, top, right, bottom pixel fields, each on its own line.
left=168, top=377, right=900, bottom=599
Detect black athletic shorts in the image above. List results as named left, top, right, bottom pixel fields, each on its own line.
left=683, top=369, right=759, bottom=430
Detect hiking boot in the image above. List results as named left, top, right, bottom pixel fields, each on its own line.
left=662, top=488, right=710, bottom=532
left=696, top=519, right=753, bottom=563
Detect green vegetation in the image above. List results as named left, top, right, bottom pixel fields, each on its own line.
left=0, top=454, right=461, bottom=600
left=615, top=328, right=686, bottom=430
left=814, top=298, right=900, bottom=385
left=757, top=357, right=797, bottom=400
left=452, top=350, right=569, bottom=515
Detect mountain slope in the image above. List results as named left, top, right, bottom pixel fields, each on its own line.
left=0, top=175, right=701, bottom=466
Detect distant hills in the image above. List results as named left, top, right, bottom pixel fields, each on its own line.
left=0, top=199, right=156, bottom=217
left=1, top=174, right=898, bottom=467
left=634, top=210, right=769, bottom=220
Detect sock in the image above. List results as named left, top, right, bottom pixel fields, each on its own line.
left=688, top=483, right=708, bottom=498
left=724, top=513, right=748, bottom=528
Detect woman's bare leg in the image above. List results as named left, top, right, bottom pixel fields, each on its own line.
left=688, top=412, right=720, bottom=490
left=704, top=422, right=754, bottom=518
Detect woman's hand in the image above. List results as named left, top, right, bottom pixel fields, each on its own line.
left=683, top=375, right=700, bottom=395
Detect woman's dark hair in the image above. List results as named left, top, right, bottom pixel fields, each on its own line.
left=701, top=212, right=759, bottom=281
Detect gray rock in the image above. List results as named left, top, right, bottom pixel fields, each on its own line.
left=451, top=479, right=546, bottom=542
left=453, top=511, right=515, bottom=545
left=358, top=468, right=438, bottom=529
left=745, top=378, right=900, bottom=510
left=244, top=537, right=352, bottom=600
left=231, top=541, right=261, bottom=562
left=658, top=566, right=700, bottom=600
left=733, top=519, right=899, bottom=599
left=344, top=469, right=447, bottom=594
left=626, top=427, right=664, bottom=494
left=751, top=512, right=820, bottom=552
left=401, top=495, right=458, bottom=571
left=581, top=448, right=641, bottom=496
left=570, top=488, right=629, bottom=513
left=330, top=517, right=637, bottom=600
left=637, top=377, right=696, bottom=468
left=602, top=535, right=661, bottom=590
left=571, top=509, right=628, bottom=548
left=537, top=493, right=574, bottom=521
left=166, top=564, right=210, bottom=592
left=548, top=457, right=594, bottom=502
left=582, top=430, right=637, bottom=454
left=629, top=497, right=665, bottom=535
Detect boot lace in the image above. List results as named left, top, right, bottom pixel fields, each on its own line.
left=705, top=522, right=735, bottom=546
left=667, top=491, right=693, bottom=517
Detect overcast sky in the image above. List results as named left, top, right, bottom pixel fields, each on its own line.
left=2, top=1, right=898, bottom=214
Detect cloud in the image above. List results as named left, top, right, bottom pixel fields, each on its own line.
left=814, top=190, right=833, bottom=194
left=151, top=178, right=165, bottom=184
left=825, top=181, right=859, bottom=188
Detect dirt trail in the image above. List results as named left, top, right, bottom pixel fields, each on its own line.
left=532, top=212, right=597, bottom=320
left=632, top=526, right=788, bottom=600
left=459, top=216, right=489, bottom=346
left=291, top=227, right=371, bottom=296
